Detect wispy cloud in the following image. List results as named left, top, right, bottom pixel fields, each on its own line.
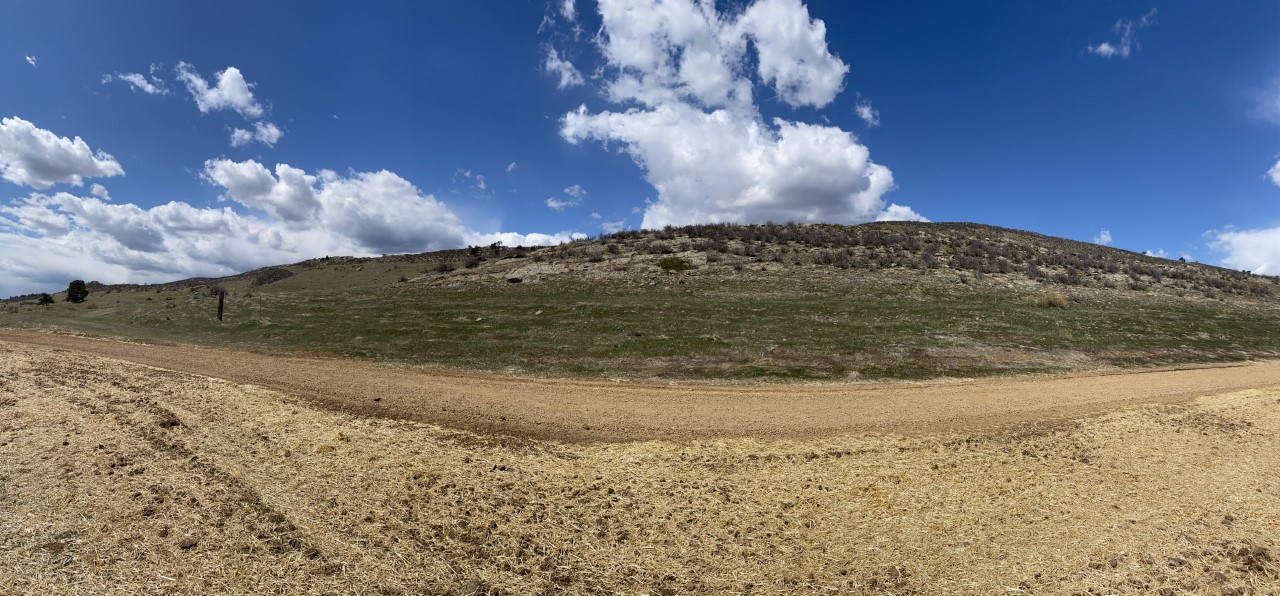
left=1094, top=228, right=1113, bottom=245
left=454, top=168, right=490, bottom=196
left=24, top=55, right=37, bottom=68
left=1255, top=77, right=1280, bottom=126
left=854, top=93, right=879, bottom=127
left=102, top=65, right=169, bottom=95
left=546, top=184, right=586, bottom=211
left=544, top=47, right=584, bottom=90
left=546, top=197, right=578, bottom=211
left=1088, top=8, right=1158, bottom=59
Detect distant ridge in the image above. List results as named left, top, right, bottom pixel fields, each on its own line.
left=51, top=221, right=1269, bottom=301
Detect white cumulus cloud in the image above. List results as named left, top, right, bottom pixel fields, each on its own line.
left=203, top=159, right=321, bottom=226
left=564, top=103, right=896, bottom=228
left=0, top=194, right=70, bottom=237
left=558, top=0, right=912, bottom=229
left=1210, top=227, right=1280, bottom=274
left=230, top=121, right=284, bottom=147
left=875, top=204, right=928, bottom=222
left=1094, top=228, right=1113, bottom=245
left=1268, top=159, right=1280, bottom=187
left=731, top=0, right=848, bottom=108
left=0, top=116, right=125, bottom=190
left=0, top=159, right=585, bottom=296
left=175, top=63, right=265, bottom=119
left=1088, top=8, right=1157, bottom=59
left=468, top=230, right=586, bottom=247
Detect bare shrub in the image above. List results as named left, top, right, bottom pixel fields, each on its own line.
left=656, top=257, right=694, bottom=272
left=1032, top=290, right=1069, bottom=309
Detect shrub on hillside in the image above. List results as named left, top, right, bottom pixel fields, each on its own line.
left=656, top=257, right=694, bottom=272
left=251, top=267, right=295, bottom=287
left=37, top=293, right=54, bottom=305
left=1032, top=290, right=1069, bottom=309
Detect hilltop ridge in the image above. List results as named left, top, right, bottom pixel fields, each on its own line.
left=30, top=221, right=1275, bottom=300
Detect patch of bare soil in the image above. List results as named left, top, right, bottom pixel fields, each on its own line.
left=3, top=329, right=1280, bottom=442
left=1, top=338, right=1279, bottom=594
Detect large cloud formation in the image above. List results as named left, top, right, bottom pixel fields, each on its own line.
left=0, top=117, right=124, bottom=190
left=556, top=0, right=921, bottom=229
left=0, top=154, right=583, bottom=296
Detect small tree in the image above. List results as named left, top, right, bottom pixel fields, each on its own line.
left=66, top=280, right=88, bottom=303
left=37, top=293, right=54, bottom=305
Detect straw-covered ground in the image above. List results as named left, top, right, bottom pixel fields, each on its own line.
left=1, top=338, right=1278, bottom=594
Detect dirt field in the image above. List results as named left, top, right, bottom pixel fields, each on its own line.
left=1, top=333, right=1279, bottom=594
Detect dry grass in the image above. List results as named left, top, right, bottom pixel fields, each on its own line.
left=1032, top=290, right=1070, bottom=309
left=1, top=341, right=1278, bottom=594
left=7, top=223, right=1280, bottom=384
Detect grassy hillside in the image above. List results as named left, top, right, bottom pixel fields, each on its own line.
left=4, top=222, right=1280, bottom=381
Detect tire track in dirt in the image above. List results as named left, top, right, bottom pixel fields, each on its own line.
left=38, top=354, right=331, bottom=564
left=5, top=329, right=1280, bottom=442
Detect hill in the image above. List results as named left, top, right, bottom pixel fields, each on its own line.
left=3, top=221, right=1279, bottom=381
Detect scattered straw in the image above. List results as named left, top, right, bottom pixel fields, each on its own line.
left=0, top=340, right=1276, bottom=594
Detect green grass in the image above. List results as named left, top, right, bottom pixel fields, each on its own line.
left=4, top=260, right=1279, bottom=382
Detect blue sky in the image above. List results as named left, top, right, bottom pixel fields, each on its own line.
left=2, top=0, right=1279, bottom=296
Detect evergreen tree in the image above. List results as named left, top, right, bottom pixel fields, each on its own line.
left=66, top=280, right=88, bottom=303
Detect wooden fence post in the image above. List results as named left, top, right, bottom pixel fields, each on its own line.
left=217, top=290, right=225, bottom=321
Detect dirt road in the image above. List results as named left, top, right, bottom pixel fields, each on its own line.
left=5, top=329, right=1280, bottom=442
left=3, top=333, right=1279, bottom=593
